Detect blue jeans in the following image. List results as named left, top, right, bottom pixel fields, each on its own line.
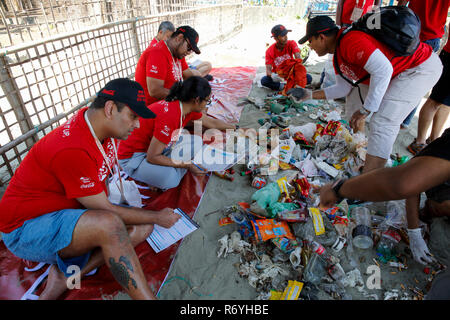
left=261, top=74, right=312, bottom=91
left=402, top=38, right=441, bottom=126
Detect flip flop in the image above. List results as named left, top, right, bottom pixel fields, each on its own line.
left=407, top=138, right=427, bottom=155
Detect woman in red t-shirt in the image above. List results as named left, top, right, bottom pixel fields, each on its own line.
left=118, top=76, right=235, bottom=190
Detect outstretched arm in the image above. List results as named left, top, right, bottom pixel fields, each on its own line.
left=320, top=156, right=450, bottom=207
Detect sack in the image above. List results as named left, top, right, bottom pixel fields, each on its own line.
left=108, top=169, right=143, bottom=208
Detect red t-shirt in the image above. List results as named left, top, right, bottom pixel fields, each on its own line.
left=150, top=38, right=158, bottom=47
left=265, top=40, right=301, bottom=73
left=0, top=108, right=116, bottom=233
left=408, top=0, right=450, bottom=42
left=117, top=100, right=203, bottom=160
left=334, top=29, right=432, bottom=85
left=341, top=0, right=375, bottom=26
left=134, top=41, right=189, bottom=106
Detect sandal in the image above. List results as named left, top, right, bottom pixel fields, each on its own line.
left=407, top=138, right=427, bottom=155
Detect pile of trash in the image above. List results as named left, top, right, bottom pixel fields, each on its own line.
left=212, top=99, right=447, bottom=300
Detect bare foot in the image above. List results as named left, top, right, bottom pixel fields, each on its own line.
left=38, top=265, right=68, bottom=300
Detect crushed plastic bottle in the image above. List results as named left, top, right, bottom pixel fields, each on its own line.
left=303, top=252, right=327, bottom=285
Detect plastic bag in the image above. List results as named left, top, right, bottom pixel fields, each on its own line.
left=251, top=182, right=281, bottom=210
left=321, top=54, right=336, bottom=89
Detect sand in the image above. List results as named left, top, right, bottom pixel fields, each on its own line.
left=155, top=18, right=450, bottom=300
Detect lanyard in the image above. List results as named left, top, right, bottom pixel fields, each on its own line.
left=84, top=110, right=124, bottom=194
left=164, top=41, right=183, bottom=81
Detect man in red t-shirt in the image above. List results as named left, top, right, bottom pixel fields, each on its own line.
left=147, top=22, right=213, bottom=81
left=135, top=25, right=202, bottom=105
left=0, top=78, right=180, bottom=300
left=336, top=0, right=380, bottom=27
left=296, top=16, right=442, bottom=172
left=149, top=21, right=175, bottom=47
left=261, top=24, right=312, bottom=91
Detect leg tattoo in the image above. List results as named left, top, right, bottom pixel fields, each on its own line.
left=108, top=256, right=138, bottom=290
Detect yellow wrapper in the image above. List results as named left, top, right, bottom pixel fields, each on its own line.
left=281, top=280, right=304, bottom=300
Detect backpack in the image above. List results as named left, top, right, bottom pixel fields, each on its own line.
left=334, top=5, right=421, bottom=105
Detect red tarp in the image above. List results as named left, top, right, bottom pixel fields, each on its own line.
left=0, top=66, right=257, bottom=300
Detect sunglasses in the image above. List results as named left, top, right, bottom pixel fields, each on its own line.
left=184, top=38, right=193, bottom=52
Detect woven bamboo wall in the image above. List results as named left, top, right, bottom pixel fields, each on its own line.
left=0, top=0, right=245, bottom=186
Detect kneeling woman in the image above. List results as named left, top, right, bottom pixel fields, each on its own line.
left=117, top=76, right=236, bottom=190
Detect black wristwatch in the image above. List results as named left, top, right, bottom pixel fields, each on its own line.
left=332, top=179, right=346, bottom=203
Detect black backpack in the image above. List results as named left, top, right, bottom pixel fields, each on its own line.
left=334, top=5, right=421, bottom=104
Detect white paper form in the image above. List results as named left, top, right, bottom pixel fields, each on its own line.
left=147, top=208, right=199, bottom=253
left=192, top=144, right=245, bottom=172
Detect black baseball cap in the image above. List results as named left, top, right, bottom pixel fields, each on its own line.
left=176, top=25, right=201, bottom=54
left=271, top=24, right=292, bottom=38
left=97, top=78, right=156, bottom=119
left=298, top=16, right=339, bottom=44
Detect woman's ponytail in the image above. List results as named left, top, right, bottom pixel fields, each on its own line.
left=165, top=81, right=183, bottom=102
left=165, top=76, right=211, bottom=103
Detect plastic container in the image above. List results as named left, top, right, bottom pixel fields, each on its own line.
left=351, top=207, right=373, bottom=249
left=303, top=252, right=327, bottom=285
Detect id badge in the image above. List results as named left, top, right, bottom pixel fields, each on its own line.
left=350, top=7, right=364, bottom=22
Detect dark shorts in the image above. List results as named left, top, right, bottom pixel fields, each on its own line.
left=430, top=50, right=450, bottom=106
left=1, top=209, right=90, bottom=277
left=416, top=128, right=450, bottom=203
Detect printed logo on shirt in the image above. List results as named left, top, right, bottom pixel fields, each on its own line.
left=161, top=125, right=170, bottom=137
left=61, top=116, right=76, bottom=138
left=98, top=141, right=116, bottom=182
left=274, top=54, right=291, bottom=67
left=340, top=63, right=359, bottom=82
left=80, top=177, right=95, bottom=189
left=356, top=51, right=364, bottom=61
left=63, top=129, right=70, bottom=137
left=150, top=65, right=158, bottom=74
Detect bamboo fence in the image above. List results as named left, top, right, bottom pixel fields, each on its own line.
left=0, top=0, right=246, bottom=186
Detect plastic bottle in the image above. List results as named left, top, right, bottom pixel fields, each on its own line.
left=303, top=252, right=327, bottom=285
left=351, top=207, right=373, bottom=249
left=376, top=228, right=401, bottom=263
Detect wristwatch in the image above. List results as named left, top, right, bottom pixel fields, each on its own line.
left=332, top=179, right=346, bottom=203
left=359, top=107, right=370, bottom=116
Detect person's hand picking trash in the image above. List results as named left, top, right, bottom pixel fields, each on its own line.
left=407, top=228, right=436, bottom=265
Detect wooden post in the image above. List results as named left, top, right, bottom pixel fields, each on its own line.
left=0, top=55, right=38, bottom=149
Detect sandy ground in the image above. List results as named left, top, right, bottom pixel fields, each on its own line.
left=151, top=19, right=450, bottom=300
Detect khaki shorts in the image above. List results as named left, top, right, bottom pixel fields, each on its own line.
left=345, top=52, right=443, bottom=159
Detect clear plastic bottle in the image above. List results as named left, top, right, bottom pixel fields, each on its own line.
left=303, top=252, right=327, bottom=285
left=351, top=207, right=373, bottom=249
left=310, top=240, right=334, bottom=265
